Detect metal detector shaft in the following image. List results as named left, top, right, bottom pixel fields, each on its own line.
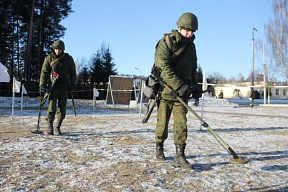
left=33, top=95, right=45, bottom=134
left=33, top=72, right=59, bottom=134
left=36, top=98, right=42, bottom=130
left=163, top=84, right=239, bottom=159
left=71, top=91, right=76, bottom=117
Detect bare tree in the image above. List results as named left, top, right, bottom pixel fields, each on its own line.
left=225, top=73, right=245, bottom=84
left=248, top=69, right=265, bottom=84
left=265, top=0, right=288, bottom=80
left=226, top=75, right=237, bottom=84
left=75, top=57, right=88, bottom=82
left=207, top=72, right=226, bottom=84
left=237, top=73, right=245, bottom=83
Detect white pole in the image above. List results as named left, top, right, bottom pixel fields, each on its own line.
left=263, top=40, right=267, bottom=104
left=135, top=67, right=141, bottom=106
left=200, top=73, right=207, bottom=130
left=93, top=88, right=95, bottom=111
left=133, top=80, right=137, bottom=108
left=252, top=28, right=255, bottom=86
left=139, top=80, right=144, bottom=117
left=21, top=84, right=24, bottom=111
left=254, top=28, right=267, bottom=104
left=12, top=77, right=15, bottom=118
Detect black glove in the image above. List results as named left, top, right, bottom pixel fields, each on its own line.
left=40, top=86, right=48, bottom=97
left=192, top=89, right=203, bottom=99
left=177, top=84, right=192, bottom=98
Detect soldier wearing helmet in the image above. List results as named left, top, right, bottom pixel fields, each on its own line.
left=154, top=12, right=202, bottom=169
left=39, top=40, right=76, bottom=135
left=52, top=39, right=65, bottom=50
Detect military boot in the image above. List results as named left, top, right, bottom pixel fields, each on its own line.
left=174, top=145, right=193, bottom=169
left=47, top=122, right=54, bottom=135
left=54, top=120, right=63, bottom=135
left=156, top=142, right=166, bottom=160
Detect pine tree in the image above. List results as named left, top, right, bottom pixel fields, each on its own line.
left=102, top=46, right=117, bottom=82
left=0, top=0, right=25, bottom=79
left=90, top=50, right=105, bottom=83
left=197, top=65, right=203, bottom=89
left=78, top=67, right=90, bottom=85
left=0, top=0, right=74, bottom=85
left=89, top=44, right=117, bottom=84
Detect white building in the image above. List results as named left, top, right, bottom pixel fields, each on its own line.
left=213, top=82, right=288, bottom=100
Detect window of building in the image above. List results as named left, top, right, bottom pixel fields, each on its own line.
left=275, top=89, right=279, bottom=95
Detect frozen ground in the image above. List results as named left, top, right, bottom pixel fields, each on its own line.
left=0, top=95, right=288, bottom=191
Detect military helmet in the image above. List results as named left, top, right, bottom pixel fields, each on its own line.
left=52, top=40, right=65, bottom=50
left=176, top=12, right=198, bottom=31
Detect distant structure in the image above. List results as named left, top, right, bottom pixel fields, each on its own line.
left=211, top=81, right=288, bottom=100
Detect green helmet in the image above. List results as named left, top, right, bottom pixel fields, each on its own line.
left=52, top=40, right=65, bottom=50
left=176, top=12, right=198, bottom=31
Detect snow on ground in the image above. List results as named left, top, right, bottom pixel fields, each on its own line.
left=0, top=95, right=288, bottom=191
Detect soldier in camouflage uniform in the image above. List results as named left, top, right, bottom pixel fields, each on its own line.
left=154, top=13, right=202, bottom=169
left=39, top=40, right=77, bottom=135
left=249, top=87, right=256, bottom=107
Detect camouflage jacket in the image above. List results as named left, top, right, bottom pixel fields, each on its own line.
left=154, top=29, right=198, bottom=101
left=39, top=51, right=76, bottom=94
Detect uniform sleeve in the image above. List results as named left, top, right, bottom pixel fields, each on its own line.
left=39, top=56, right=50, bottom=88
left=69, top=55, right=77, bottom=86
left=190, top=45, right=199, bottom=91
left=154, top=39, right=184, bottom=91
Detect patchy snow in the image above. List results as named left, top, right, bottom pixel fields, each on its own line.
left=0, top=95, right=288, bottom=191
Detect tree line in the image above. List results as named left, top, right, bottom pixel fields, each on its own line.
left=0, top=0, right=73, bottom=87
left=77, top=43, right=117, bottom=86
left=207, top=70, right=269, bottom=85
left=1, top=0, right=286, bottom=96
left=0, top=0, right=118, bottom=91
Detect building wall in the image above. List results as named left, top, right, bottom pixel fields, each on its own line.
left=213, top=85, right=288, bottom=100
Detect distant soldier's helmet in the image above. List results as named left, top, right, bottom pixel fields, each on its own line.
left=52, top=40, right=65, bottom=50
left=176, top=12, right=198, bottom=31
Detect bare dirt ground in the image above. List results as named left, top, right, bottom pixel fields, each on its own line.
left=1, top=102, right=288, bottom=191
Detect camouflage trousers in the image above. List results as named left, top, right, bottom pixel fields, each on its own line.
left=155, top=99, right=188, bottom=146
left=46, top=92, right=68, bottom=123
left=250, top=98, right=254, bottom=107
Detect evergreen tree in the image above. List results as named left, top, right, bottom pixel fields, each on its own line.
left=90, top=50, right=105, bottom=83
left=78, top=67, right=90, bottom=85
left=197, top=65, right=203, bottom=89
left=89, top=44, right=117, bottom=84
left=0, top=0, right=25, bottom=79
left=75, top=57, right=88, bottom=83
left=0, top=0, right=73, bottom=86
left=102, top=46, right=117, bottom=82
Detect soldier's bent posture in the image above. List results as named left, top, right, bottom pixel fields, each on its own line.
left=154, top=12, right=202, bottom=169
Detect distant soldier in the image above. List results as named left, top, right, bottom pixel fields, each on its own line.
left=249, top=87, right=256, bottom=107
left=218, top=90, right=223, bottom=99
left=39, top=40, right=77, bottom=135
